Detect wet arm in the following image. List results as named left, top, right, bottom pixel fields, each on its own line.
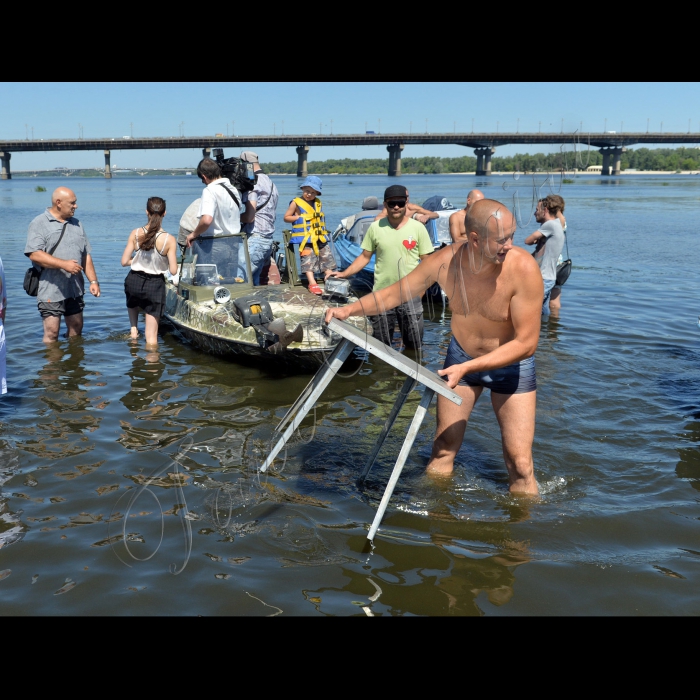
left=325, top=247, right=449, bottom=323
left=329, top=250, right=372, bottom=279
left=29, top=250, right=82, bottom=274
left=167, top=236, right=178, bottom=276
left=241, top=197, right=256, bottom=224
left=449, top=211, right=465, bottom=243
left=121, top=231, right=136, bottom=266
left=186, top=215, right=213, bottom=247
left=283, top=202, right=299, bottom=223
left=408, top=204, right=439, bottom=221
left=524, top=230, right=543, bottom=246
left=84, top=254, right=100, bottom=297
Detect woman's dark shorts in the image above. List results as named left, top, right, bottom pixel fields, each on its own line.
left=38, top=296, right=85, bottom=318
left=443, top=336, right=536, bottom=394
left=124, top=269, right=166, bottom=318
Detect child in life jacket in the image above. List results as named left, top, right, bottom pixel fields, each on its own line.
left=283, top=176, right=337, bottom=295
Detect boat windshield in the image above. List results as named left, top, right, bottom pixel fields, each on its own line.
left=182, top=233, right=252, bottom=285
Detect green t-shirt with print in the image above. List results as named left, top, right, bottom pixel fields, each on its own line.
left=361, top=218, right=434, bottom=291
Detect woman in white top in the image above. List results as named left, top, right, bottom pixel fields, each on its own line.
left=121, top=197, right=178, bottom=346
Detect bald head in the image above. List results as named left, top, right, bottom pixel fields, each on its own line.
left=465, top=199, right=514, bottom=240
left=50, top=187, right=77, bottom=221
left=466, top=189, right=485, bottom=209
left=52, top=187, right=75, bottom=206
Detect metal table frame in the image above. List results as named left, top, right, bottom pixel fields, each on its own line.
left=259, top=319, right=462, bottom=541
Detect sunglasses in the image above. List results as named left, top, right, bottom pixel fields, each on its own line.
left=386, top=199, right=407, bottom=208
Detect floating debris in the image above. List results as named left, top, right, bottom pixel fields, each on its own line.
left=54, top=578, right=77, bottom=595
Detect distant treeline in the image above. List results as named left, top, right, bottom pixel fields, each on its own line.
left=264, top=147, right=700, bottom=174
left=14, top=147, right=700, bottom=178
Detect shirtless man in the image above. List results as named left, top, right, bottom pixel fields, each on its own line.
left=375, top=189, right=438, bottom=225
left=325, top=199, right=543, bottom=494
left=449, top=189, right=484, bottom=243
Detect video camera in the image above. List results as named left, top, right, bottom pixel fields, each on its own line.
left=212, top=148, right=257, bottom=194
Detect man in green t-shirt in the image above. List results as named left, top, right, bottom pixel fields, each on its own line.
left=326, top=184, right=433, bottom=348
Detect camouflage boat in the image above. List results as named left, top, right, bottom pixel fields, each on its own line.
left=163, top=202, right=369, bottom=372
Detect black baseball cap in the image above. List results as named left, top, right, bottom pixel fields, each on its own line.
left=384, top=185, right=408, bottom=201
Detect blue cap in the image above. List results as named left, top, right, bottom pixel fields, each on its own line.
left=301, top=176, right=322, bottom=194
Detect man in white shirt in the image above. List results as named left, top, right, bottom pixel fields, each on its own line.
left=186, top=158, right=249, bottom=281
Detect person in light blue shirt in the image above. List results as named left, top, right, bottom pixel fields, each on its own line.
left=524, top=195, right=565, bottom=316
left=239, top=151, right=279, bottom=285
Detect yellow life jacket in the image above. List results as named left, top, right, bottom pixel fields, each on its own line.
left=290, top=197, right=328, bottom=254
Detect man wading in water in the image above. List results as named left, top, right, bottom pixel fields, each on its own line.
left=325, top=199, right=543, bottom=495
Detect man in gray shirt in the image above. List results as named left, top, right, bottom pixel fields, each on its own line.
left=525, top=195, right=565, bottom=315
left=239, top=151, right=279, bottom=285
left=24, top=187, right=100, bottom=342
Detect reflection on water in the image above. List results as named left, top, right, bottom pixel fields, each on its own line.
left=23, top=340, right=102, bottom=459
left=120, top=346, right=166, bottom=414
left=303, top=527, right=531, bottom=616
left=1, top=174, right=700, bottom=615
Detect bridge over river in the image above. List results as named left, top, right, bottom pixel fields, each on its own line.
left=2, top=131, right=699, bottom=179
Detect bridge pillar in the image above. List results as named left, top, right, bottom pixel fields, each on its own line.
left=474, top=147, right=495, bottom=176
left=296, top=145, right=309, bottom=178
left=484, top=148, right=494, bottom=176
left=600, top=148, right=611, bottom=176
left=104, top=150, right=112, bottom=179
left=202, top=147, right=212, bottom=158
left=0, top=152, right=11, bottom=180
left=612, top=147, right=626, bottom=175
left=387, top=143, right=404, bottom=176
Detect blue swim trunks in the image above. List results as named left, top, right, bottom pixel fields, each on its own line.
left=442, top=336, right=536, bottom=394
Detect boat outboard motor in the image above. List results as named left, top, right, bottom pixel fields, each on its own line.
left=230, top=294, right=302, bottom=353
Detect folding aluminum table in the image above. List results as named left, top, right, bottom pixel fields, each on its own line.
left=259, top=319, right=462, bottom=541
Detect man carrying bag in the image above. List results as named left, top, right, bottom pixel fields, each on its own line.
left=524, top=194, right=567, bottom=317
left=24, top=187, right=100, bottom=343
left=23, top=222, right=67, bottom=296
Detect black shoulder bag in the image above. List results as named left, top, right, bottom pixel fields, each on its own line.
left=556, top=230, right=572, bottom=287
left=24, top=222, right=67, bottom=296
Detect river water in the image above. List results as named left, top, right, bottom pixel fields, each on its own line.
left=0, top=172, right=698, bottom=616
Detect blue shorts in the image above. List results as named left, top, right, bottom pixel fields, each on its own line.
left=442, top=336, right=536, bottom=394
left=247, top=235, right=273, bottom=286
left=542, top=278, right=556, bottom=315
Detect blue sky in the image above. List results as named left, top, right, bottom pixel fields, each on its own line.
left=2, top=82, right=699, bottom=170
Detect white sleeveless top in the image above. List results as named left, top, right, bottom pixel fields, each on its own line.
left=131, top=228, right=170, bottom=275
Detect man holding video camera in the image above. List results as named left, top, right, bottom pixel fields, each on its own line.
left=185, top=158, right=253, bottom=280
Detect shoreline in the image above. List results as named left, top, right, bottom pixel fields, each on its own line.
left=6, top=170, right=700, bottom=179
